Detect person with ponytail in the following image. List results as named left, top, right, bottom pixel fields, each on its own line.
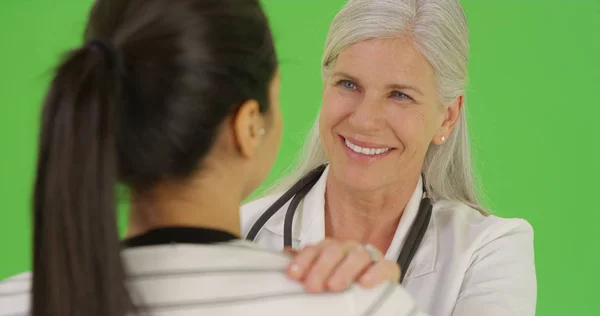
left=0, top=0, right=423, bottom=315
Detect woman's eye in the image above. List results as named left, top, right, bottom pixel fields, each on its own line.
left=340, top=80, right=356, bottom=90
left=391, top=91, right=411, bottom=100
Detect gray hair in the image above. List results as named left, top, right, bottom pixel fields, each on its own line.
left=268, top=0, right=487, bottom=214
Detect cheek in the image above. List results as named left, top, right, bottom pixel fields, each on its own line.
left=387, top=108, right=431, bottom=147
left=320, top=88, right=355, bottom=132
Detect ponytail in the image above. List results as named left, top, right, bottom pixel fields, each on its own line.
left=31, top=41, right=132, bottom=316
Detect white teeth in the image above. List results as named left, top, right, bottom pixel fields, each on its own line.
left=344, top=138, right=391, bottom=156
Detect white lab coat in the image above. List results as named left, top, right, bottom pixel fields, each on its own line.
left=240, top=165, right=537, bottom=316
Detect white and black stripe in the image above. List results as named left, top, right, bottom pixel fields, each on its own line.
left=0, top=228, right=415, bottom=316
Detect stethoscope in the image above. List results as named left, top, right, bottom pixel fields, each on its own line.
left=246, top=164, right=433, bottom=283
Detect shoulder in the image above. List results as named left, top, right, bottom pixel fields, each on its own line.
left=432, top=199, right=534, bottom=250
left=125, top=242, right=414, bottom=315
left=0, top=272, right=31, bottom=316
left=240, top=192, right=288, bottom=237
left=432, top=200, right=536, bottom=292
left=347, top=282, right=421, bottom=315
left=430, top=201, right=536, bottom=314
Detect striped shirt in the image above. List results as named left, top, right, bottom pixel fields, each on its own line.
left=0, top=228, right=420, bottom=316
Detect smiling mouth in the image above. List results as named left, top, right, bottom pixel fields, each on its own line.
left=343, top=137, right=394, bottom=156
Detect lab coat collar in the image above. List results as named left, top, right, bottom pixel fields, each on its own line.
left=262, top=165, right=329, bottom=244
left=385, top=176, right=437, bottom=279
left=262, top=165, right=436, bottom=279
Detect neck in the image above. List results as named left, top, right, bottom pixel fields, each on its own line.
left=324, top=171, right=420, bottom=251
left=126, top=162, right=245, bottom=239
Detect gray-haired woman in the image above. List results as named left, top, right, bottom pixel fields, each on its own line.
left=241, top=0, right=537, bottom=315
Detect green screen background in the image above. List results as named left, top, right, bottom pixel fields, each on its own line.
left=1, top=1, right=598, bottom=314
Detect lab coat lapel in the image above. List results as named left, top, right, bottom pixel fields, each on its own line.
left=296, top=166, right=329, bottom=248
left=261, top=166, right=330, bottom=247
left=384, top=176, right=437, bottom=279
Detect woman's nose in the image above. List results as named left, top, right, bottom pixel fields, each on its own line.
left=348, top=96, right=385, bottom=132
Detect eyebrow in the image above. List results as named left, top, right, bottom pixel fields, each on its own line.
left=332, top=71, right=424, bottom=97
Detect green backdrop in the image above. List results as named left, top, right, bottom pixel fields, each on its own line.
left=1, top=1, right=598, bottom=315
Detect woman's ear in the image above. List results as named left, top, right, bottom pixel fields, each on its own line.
left=433, top=95, right=463, bottom=145
left=232, top=99, right=264, bottom=158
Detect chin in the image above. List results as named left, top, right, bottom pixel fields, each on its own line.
left=328, top=161, right=390, bottom=193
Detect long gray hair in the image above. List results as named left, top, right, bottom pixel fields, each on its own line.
left=267, top=0, right=487, bottom=214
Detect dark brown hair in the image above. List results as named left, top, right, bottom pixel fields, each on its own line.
left=31, top=0, right=277, bottom=315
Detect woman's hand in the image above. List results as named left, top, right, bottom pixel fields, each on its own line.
left=285, top=239, right=401, bottom=293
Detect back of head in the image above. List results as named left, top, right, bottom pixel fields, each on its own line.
left=31, top=0, right=277, bottom=315
left=277, top=0, right=485, bottom=213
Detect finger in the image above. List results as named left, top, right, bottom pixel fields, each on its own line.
left=286, top=239, right=336, bottom=281
left=283, top=247, right=297, bottom=256
left=325, top=245, right=372, bottom=292
left=286, top=245, right=320, bottom=281
left=286, top=239, right=337, bottom=280
left=358, top=260, right=401, bottom=288
left=303, top=242, right=350, bottom=293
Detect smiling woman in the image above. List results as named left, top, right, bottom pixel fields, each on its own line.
left=241, top=0, right=537, bottom=315
left=320, top=37, right=455, bottom=192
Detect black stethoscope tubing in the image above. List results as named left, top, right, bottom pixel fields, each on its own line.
left=246, top=164, right=432, bottom=283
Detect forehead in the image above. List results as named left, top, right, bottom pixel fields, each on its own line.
left=334, top=37, right=435, bottom=86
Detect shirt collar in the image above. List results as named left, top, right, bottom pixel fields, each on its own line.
left=383, top=176, right=423, bottom=258
left=122, top=227, right=239, bottom=248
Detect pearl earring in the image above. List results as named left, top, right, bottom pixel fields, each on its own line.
left=258, top=128, right=265, bottom=136
left=441, top=136, right=446, bottom=143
